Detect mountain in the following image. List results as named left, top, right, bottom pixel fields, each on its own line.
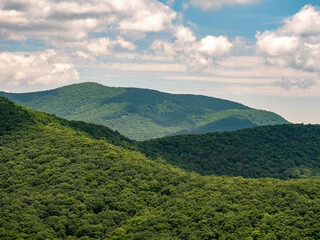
left=139, top=124, right=320, bottom=179
left=1, top=96, right=320, bottom=239
left=0, top=82, right=289, bottom=140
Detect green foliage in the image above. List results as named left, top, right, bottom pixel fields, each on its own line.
left=140, top=124, right=320, bottom=179
left=1, top=96, right=320, bottom=239
left=0, top=96, right=134, bottom=148
left=0, top=97, right=35, bottom=135
left=0, top=82, right=289, bottom=140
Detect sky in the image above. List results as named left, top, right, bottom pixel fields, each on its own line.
left=0, top=0, right=320, bottom=123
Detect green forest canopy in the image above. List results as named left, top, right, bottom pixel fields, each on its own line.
left=1, top=96, right=320, bottom=239
left=139, top=124, right=320, bottom=180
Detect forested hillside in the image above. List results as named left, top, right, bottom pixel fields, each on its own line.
left=140, top=124, right=320, bottom=179
left=1, top=97, right=320, bottom=239
left=0, top=82, right=289, bottom=140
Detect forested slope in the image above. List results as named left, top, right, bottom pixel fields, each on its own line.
left=2, top=96, right=320, bottom=239
left=0, top=82, right=289, bottom=140
left=140, top=124, right=320, bottom=179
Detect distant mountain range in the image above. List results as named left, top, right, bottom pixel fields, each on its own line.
left=0, top=82, right=289, bottom=140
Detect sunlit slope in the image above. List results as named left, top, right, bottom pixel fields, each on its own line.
left=0, top=82, right=289, bottom=140
left=1, top=97, right=320, bottom=239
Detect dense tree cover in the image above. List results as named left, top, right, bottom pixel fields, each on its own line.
left=0, top=82, right=289, bottom=140
left=1, top=97, right=320, bottom=239
left=140, top=124, right=320, bottom=179
left=61, top=120, right=136, bottom=151
left=0, top=96, right=135, bottom=148
left=0, top=97, right=35, bottom=135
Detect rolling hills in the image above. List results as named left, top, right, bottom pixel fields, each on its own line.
left=0, top=82, right=289, bottom=140
left=1, top=96, right=320, bottom=239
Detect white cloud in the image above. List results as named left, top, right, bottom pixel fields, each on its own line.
left=4, top=0, right=318, bottom=99
left=198, top=36, right=233, bottom=56
left=85, top=37, right=136, bottom=55
left=0, top=50, right=79, bottom=86
left=149, top=39, right=176, bottom=60
left=67, top=37, right=137, bottom=58
left=117, top=0, right=176, bottom=32
left=0, top=0, right=176, bottom=42
left=87, top=38, right=113, bottom=55
left=149, top=25, right=234, bottom=70
left=190, top=0, right=259, bottom=11
left=175, top=26, right=196, bottom=43
left=281, top=5, right=320, bottom=35
left=0, top=0, right=235, bottom=77
left=256, top=32, right=300, bottom=57
left=0, top=0, right=105, bottom=41
left=256, top=5, right=320, bottom=72
left=116, top=37, right=136, bottom=51
left=0, top=0, right=176, bottom=87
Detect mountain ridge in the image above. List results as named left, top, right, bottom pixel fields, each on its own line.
left=139, top=123, right=320, bottom=179
left=0, top=82, right=289, bottom=140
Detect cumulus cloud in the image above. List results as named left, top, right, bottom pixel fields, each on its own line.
left=0, top=0, right=236, bottom=76
left=84, top=37, right=136, bottom=56
left=0, top=0, right=175, bottom=86
left=149, top=25, right=234, bottom=70
left=116, top=37, right=136, bottom=51
left=190, top=0, right=259, bottom=11
left=280, top=4, right=320, bottom=35
left=0, top=50, right=79, bottom=86
left=117, top=1, right=176, bottom=32
left=256, top=33, right=300, bottom=57
left=198, top=36, right=233, bottom=56
left=174, top=26, right=196, bottom=43
left=87, top=38, right=113, bottom=56
left=256, top=5, right=320, bottom=72
left=0, top=0, right=176, bottom=42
